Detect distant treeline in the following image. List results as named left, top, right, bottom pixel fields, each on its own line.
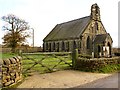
left=112, top=48, right=120, bottom=53
left=1, top=47, right=43, bottom=53
left=112, top=48, right=120, bottom=56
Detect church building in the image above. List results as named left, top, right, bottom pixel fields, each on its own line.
left=43, top=3, right=113, bottom=57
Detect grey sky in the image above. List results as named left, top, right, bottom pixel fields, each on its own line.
left=0, top=0, right=118, bottom=47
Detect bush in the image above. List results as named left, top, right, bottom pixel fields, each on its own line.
left=114, top=52, right=120, bottom=56
left=97, top=64, right=120, bottom=73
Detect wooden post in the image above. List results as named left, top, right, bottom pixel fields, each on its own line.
left=18, top=49, right=22, bottom=57
left=72, top=49, right=78, bottom=69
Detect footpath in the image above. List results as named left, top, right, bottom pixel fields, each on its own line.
left=17, top=70, right=113, bottom=88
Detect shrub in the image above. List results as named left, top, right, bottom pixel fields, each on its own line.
left=97, top=64, right=120, bottom=73
left=114, top=52, right=120, bottom=56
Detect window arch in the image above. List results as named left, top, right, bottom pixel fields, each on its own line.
left=66, top=42, right=69, bottom=52
left=62, top=41, right=65, bottom=51
left=57, top=42, right=59, bottom=52
left=107, top=42, right=111, bottom=55
left=73, top=41, right=77, bottom=49
left=98, top=45, right=101, bottom=52
left=53, top=42, right=55, bottom=51
left=46, top=43, right=48, bottom=50
left=49, top=43, right=51, bottom=52
left=86, top=36, right=90, bottom=49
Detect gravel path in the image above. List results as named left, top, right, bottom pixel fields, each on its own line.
left=18, top=70, right=112, bottom=88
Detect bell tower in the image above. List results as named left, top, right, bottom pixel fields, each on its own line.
left=91, top=3, right=101, bottom=21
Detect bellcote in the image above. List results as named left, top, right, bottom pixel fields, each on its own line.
left=91, top=3, right=101, bottom=21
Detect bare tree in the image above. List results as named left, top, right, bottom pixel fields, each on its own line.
left=2, top=14, right=30, bottom=53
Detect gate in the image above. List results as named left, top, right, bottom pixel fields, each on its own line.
left=21, top=52, right=72, bottom=75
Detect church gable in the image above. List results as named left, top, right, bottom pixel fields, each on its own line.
left=81, top=3, right=107, bottom=36
left=96, top=21, right=107, bottom=34
left=81, top=20, right=107, bottom=37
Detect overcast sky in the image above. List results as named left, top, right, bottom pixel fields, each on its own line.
left=0, top=0, right=119, bottom=47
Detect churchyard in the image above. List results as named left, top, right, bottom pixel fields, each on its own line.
left=1, top=49, right=120, bottom=88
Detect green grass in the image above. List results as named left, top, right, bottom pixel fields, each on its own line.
left=0, top=53, right=18, bottom=59
left=97, top=64, right=120, bottom=73
left=77, top=64, right=120, bottom=74
left=21, top=54, right=72, bottom=75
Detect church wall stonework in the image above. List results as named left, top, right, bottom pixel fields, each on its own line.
left=43, top=4, right=113, bottom=57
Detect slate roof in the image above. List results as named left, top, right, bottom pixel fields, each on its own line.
left=93, top=34, right=108, bottom=44
left=43, top=16, right=91, bottom=41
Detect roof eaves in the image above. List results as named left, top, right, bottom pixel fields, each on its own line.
left=78, top=16, right=91, bottom=37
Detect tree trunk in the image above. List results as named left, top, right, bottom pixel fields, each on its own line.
left=11, top=47, right=15, bottom=53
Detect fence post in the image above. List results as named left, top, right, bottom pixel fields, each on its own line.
left=72, top=49, right=78, bottom=69
left=18, top=49, right=22, bottom=57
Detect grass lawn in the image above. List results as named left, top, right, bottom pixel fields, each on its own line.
left=0, top=53, right=18, bottom=59
left=97, top=64, right=120, bottom=73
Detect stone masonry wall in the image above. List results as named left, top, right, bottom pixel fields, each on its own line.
left=2, top=56, right=22, bottom=87
left=75, top=57, right=120, bottom=71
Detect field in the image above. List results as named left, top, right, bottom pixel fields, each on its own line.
left=0, top=53, right=18, bottom=59
left=21, top=53, right=72, bottom=75
left=1, top=52, right=72, bottom=76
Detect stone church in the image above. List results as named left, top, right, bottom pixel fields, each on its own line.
left=43, top=3, right=113, bottom=57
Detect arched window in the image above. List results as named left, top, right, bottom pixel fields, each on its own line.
left=107, top=42, right=111, bottom=55
left=53, top=42, right=55, bottom=51
left=86, top=36, right=90, bottom=49
left=78, top=41, right=81, bottom=48
left=98, top=45, right=101, bottom=53
left=46, top=43, right=48, bottom=50
left=73, top=41, right=77, bottom=49
left=49, top=43, right=51, bottom=52
left=57, top=42, right=59, bottom=52
left=43, top=43, right=45, bottom=52
left=66, top=42, right=69, bottom=52
left=62, top=41, right=65, bottom=51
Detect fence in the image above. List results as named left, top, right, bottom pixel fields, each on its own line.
left=2, top=56, right=22, bottom=87
left=21, top=52, right=72, bottom=74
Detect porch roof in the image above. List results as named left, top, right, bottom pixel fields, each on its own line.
left=93, top=34, right=108, bottom=44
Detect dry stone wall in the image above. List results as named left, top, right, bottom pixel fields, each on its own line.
left=2, top=56, right=22, bottom=87
left=75, top=57, right=120, bottom=71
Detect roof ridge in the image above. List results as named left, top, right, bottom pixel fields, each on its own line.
left=44, top=15, right=91, bottom=41
left=59, top=16, right=90, bottom=25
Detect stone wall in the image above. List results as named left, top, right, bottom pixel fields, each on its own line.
left=75, top=57, right=120, bottom=71
left=43, top=39, right=82, bottom=52
left=2, top=56, right=22, bottom=87
left=1, top=47, right=43, bottom=53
